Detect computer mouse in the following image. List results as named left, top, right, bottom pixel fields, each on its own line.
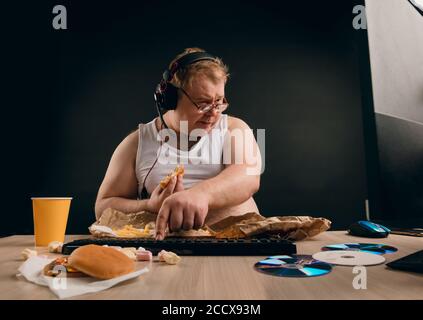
left=348, top=221, right=390, bottom=238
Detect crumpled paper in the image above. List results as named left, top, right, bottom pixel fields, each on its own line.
left=208, top=213, right=332, bottom=240
left=17, top=256, right=149, bottom=299
left=91, top=208, right=331, bottom=241
left=89, top=208, right=214, bottom=238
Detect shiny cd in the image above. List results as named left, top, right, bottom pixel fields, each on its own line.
left=321, top=243, right=397, bottom=255
left=254, top=255, right=332, bottom=277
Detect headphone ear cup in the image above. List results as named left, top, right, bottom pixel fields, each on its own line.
left=163, top=83, right=178, bottom=110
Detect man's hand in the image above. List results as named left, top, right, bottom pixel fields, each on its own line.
left=145, top=174, right=185, bottom=214
left=155, top=188, right=209, bottom=240
left=145, top=176, right=178, bottom=214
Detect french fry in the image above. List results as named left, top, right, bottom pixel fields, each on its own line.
left=159, top=164, right=185, bottom=189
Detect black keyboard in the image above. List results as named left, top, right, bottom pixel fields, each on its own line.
left=62, top=237, right=297, bottom=256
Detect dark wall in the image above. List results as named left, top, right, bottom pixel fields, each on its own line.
left=3, top=0, right=368, bottom=235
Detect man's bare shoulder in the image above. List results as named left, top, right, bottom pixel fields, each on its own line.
left=114, top=128, right=139, bottom=159
left=125, top=128, right=139, bottom=146
left=227, top=115, right=251, bottom=130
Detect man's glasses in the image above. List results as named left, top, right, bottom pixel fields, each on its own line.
left=179, top=87, right=229, bottom=114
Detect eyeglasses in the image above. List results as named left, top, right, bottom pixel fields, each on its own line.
left=179, top=87, right=229, bottom=114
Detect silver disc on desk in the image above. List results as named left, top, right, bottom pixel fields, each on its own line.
left=313, top=251, right=386, bottom=266
left=321, top=243, right=398, bottom=255
left=254, top=255, right=332, bottom=277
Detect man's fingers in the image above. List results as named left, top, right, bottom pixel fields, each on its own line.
left=155, top=203, right=170, bottom=240
left=162, top=176, right=177, bottom=197
left=169, top=205, right=183, bottom=232
left=193, top=210, right=205, bottom=230
left=174, top=174, right=184, bottom=192
left=152, top=183, right=163, bottom=196
left=182, top=209, right=194, bottom=231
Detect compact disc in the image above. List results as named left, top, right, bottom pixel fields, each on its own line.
left=254, top=255, right=332, bottom=277
left=321, top=243, right=398, bottom=255
left=312, top=251, right=386, bottom=266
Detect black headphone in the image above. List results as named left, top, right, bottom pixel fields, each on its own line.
left=153, top=51, right=218, bottom=128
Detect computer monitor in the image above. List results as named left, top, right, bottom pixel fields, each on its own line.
left=363, top=0, right=423, bottom=228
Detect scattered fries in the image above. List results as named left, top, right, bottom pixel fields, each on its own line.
left=113, top=225, right=153, bottom=238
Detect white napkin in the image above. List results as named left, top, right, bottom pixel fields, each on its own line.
left=89, top=225, right=118, bottom=237
left=17, top=256, right=149, bottom=299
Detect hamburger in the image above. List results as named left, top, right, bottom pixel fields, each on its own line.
left=43, top=244, right=135, bottom=279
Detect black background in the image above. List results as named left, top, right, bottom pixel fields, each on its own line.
left=3, top=0, right=370, bottom=235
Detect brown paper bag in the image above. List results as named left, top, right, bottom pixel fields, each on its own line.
left=89, top=208, right=331, bottom=240
left=208, top=213, right=331, bottom=240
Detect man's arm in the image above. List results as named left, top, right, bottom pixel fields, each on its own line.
left=190, top=116, right=261, bottom=210
left=94, top=130, right=149, bottom=219
left=190, top=164, right=259, bottom=210
left=155, top=116, right=262, bottom=239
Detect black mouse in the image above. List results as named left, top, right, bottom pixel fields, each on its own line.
left=348, top=220, right=390, bottom=238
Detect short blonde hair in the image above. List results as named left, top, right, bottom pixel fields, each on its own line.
left=169, top=47, right=229, bottom=89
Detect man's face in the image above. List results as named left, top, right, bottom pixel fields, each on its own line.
left=175, top=73, right=226, bottom=134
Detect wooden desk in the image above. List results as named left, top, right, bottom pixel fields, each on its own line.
left=0, top=232, right=422, bottom=300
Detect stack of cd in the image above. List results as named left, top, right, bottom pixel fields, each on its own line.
left=311, top=242, right=398, bottom=266
left=321, top=243, right=398, bottom=255
left=254, top=255, right=332, bottom=277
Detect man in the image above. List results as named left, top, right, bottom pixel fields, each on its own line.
left=95, top=48, right=262, bottom=240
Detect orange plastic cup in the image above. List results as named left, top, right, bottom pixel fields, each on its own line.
left=31, top=197, right=72, bottom=246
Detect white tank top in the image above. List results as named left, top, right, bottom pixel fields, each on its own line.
left=135, top=114, right=228, bottom=198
